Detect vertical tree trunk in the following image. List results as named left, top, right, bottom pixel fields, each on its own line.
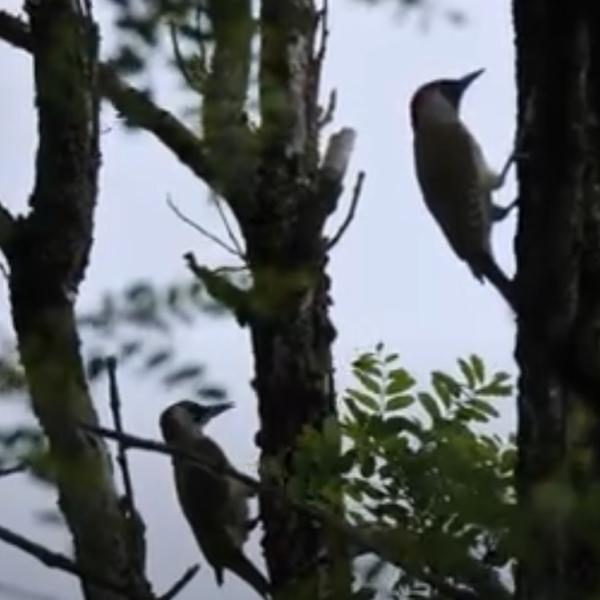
left=4, top=3, right=151, bottom=598
left=513, top=2, right=600, bottom=598
left=243, top=1, right=352, bottom=596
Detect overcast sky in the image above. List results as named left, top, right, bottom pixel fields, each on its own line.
left=0, top=1, right=517, bottom=598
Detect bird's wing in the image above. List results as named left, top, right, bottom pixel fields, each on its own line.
left=174, top=435, right=230, bottom=519
left=414, top=119, right=493, bottom=262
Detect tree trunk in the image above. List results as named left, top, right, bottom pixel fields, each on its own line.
left=513, top=2, right=600, bottom=598
left=4, top=3, right=151, bottom=598
left=246, top=2, right=352, bottom=596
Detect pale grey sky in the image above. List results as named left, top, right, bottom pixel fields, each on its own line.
left=0, top=1, right=516, bottom=598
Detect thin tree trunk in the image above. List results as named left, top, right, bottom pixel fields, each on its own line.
left=247, top=2, right=352, bottom=595
left=187, top=1, right=353, bottom=595
left=4, top=3, right=151, bottom=598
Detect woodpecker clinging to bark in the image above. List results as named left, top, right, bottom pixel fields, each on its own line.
left=160, top=400, right=270, bottom=598
left=410, top=69, right=515, bottom=305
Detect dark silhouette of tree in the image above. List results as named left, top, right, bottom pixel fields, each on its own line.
left=512, top=3, right=600, bottom=599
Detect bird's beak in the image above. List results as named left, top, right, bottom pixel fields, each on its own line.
left=458, top=68, right=484, bottom=93
left=205, top=403, right=234, bottom=419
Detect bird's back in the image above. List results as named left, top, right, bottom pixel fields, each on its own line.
left=413, top=118, right=493, bottom=271
left=173, top=435, right=251, bottom=560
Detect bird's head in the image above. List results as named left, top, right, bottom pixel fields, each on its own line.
left=410, top=68, right=484, bottom=129
left=160, top=400, right=233, bottom=443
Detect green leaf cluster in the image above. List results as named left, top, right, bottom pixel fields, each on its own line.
left=292, top=345, right=516, bottom=597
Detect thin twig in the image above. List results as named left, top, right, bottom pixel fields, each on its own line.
left=214, top=265, right=248, bottom=274
left=209, top=191, right=245, bottom=258
left=158, top=565, right=200, bottom=600
left=106, top=357, right=136, bottom=522
left=195, top=5, right=208, bottom=71
left=169, top=22, right=201, bottom=92
left=0, top=523, right=127, bottom=596
left=318, top=89, right=337, bottom=129
left=166, top=195, right=243, bottom=257
left=106, top=357, right=149, bottom=576
left=316, top=0, right=329, bottom=64
left=0, top=463, right=25, bottom=478
left=326, top=171, right=366, bottom=250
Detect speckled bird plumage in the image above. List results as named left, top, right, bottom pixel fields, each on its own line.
left=410, top=70, right=507, bottom=284
left=160, top=401, right=270, bottom=598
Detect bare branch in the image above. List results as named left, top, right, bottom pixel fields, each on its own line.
left=99, top=66, right=213, bottom=185
left=106, top=357, right=137, bottom=527
left=326, top=171, right=366, bottom=250
left=168, top=22, right=202, bottom=93
left=209, top=192, right=245, bottom=257
left=183, top=252, right=250, bottom=320
left=0, top=524, right=128, bottom=596
left=167, top=196, right=244, bottom=258
left=315, top=0, right=330, bottom=65
left=318, top=89, right=337, bottom=129
left=158, top=565, right=200, bottom=600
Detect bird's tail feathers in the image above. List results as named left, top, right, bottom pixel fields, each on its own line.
left=229, top=550, right=271, bottom=598
left=470, top=253, right=515, bottom=309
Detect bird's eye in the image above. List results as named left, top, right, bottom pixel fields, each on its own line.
left=190, top=411, right=204, bottom=423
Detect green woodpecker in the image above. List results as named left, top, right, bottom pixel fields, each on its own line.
left=160, top=400, right=270, bottom=598
left=410, top=69, right=515, bottom=304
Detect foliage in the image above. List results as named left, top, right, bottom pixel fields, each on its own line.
left=78, top=278, right=227, bottom=400
left=105, top=0, right=224, bottom=98
left=292, top=346, right=516, bottom=598
left=106, top=0, right=203, bottom=72
left=355, top=0, right=467, bottom=28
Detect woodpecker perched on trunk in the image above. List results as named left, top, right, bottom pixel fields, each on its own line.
left=410, top=69, right=515, bottom=305
left=160, top=400, right=270, bottom=598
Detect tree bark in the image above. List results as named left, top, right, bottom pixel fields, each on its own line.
left=227, top=0, right=353, bottom=595
left=513, top=2, right=600, bottom=598
left=174, top=0, right=354, bottom=595
left=4, top=2, right=151, bottom=599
